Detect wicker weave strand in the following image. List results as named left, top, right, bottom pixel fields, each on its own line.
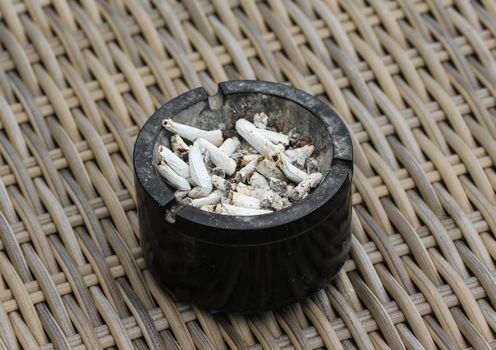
left=0, top=0, right=495, bottom=349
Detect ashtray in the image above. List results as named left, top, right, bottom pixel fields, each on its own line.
left=134, top=80, right=353, bottom=312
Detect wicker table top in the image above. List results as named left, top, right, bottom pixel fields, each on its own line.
left=0, top=0, right=495, bottom=349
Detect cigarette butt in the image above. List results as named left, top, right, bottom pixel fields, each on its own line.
left=156, top=161, right=191, bottom=191
left=236, top=183, right=275, bottom=202
left=290, top=172, right=323, bottom=201
left=163, top=119, right=223, bottom=146
left=235, top=119, right=280, bottom=159
left=215, top=203, right=273, bottom=216
left=236, top=156, right=263, bottom=182
left=276, top=154, right=308, bottom=183
left=170, top=134, right=190, bottom=153
left=212, top=175, right=232, bottom=192
left=188, top=185, right=213, bottom=199
left=188, top=141, right=212, bottom=197
left=258, top=129, right=290, bottom=146
left=190, top=190, right=222, bottom=207
left=219, top=137, right=240, bottom=156
left=255, top=158, right=285, bottom=181
left=197, top=138, right=237, bottom=176
left=231, top=192, right=261, bottom=209
left=158, top=145, right=190, bottom=178
left=249, top=172, right=269, bottom=189
left=285, top=145, right=315, bottom=168
left=241, top=154, right=262, bottom=164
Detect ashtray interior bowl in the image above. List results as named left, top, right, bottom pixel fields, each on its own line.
left=153, top=84, right=334, bottom=174
left=134, top=80, right=353, bottom=312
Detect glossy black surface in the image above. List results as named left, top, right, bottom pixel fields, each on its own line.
left=134, top=81, right=353, bottom=312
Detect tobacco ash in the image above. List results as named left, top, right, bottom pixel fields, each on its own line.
left=156, top=112, right=323, bottom=216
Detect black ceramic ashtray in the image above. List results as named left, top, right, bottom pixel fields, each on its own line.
left=134, top=80, right=353, bottom=313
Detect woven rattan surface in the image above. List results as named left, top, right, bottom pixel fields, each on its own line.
left=0, top=0, right=495, bottom=349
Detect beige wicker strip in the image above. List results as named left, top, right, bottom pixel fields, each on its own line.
left=0, top=0, right=495, bottom=348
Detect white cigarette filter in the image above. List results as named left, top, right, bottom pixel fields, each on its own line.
left=197, top=138, right=237, bottom=176
left=189, top=184, right=213, bottom=199
left=163, top=119, right=223, bottom=146
left=188, top=141, right=212, bottom=198
left=255, top=158, right=285, bottom=181
left=241, top=154, right=262, bottom=164
left=285, top=145, right=315, bottom=167
left=211, top=175, right=232, bottom=192
left=248, top=172, right=269, bottom=189
left=235, top=119, right=281, bottom=159
left=158, top=145, right=190, bottom=178
left=253, top=112, right=269, bottom=129
left=231, top=192, right=261, bottom=209
left=156, top=161, right=191, bottom=191
left=236, top=156, right=263, bottom=182
left=170, top=134, right=189, bottom=153
left=290, top=172, right=323, bottom=201
left=215, top=203, right=273, bottom=216
left=188, top=190, right=222, bottom=207
left=236, top=183, right=275, bottom=202
left=276, top=154, right=308, bottom=183
left=258, top=129, right=290, bottom=146
left=218, top=137, right=240, bottom=156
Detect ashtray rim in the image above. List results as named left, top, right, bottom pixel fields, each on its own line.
left=133, top=80, right=353, bottom=243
